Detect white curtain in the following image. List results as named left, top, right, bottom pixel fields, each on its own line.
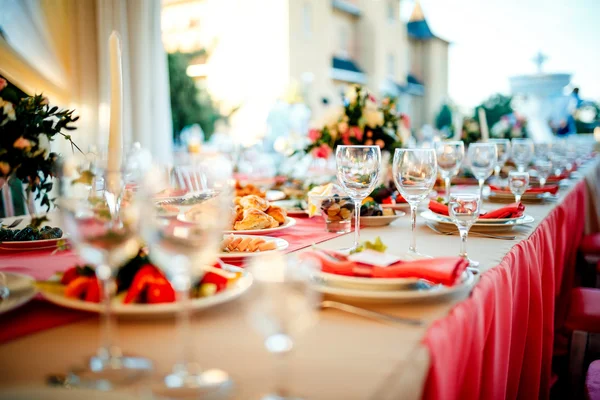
left=0, top=0, right=173, bottom=163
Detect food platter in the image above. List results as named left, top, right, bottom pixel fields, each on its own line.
left=218, top=235, right=289, bottom=260
left=355, top=212, right=405, bottom=227
left=222, top=217, right=297, bottom=235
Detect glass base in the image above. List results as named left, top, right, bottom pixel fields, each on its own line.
left=465, top=258, right=480, bottom=268
left=405, top=250, right=433, bottom=260
left=151, top=367, right=233, bottom=399
left=258, top=395, right=303, bottom=400
left=69, top=354, right=153, bottom=390
left=325, top=219, right=351, bottom=233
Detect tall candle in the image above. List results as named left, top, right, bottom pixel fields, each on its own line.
left=453, top=114, right=463, bottom=140
left=478, top=107, right=489, bottom=142
left=107, top=31, right=123, bottom=193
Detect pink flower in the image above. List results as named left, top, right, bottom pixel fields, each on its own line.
left=308, top=129, right=321, bottom=142
left=350, top=126, right=363, bottom=142
left=313, top=144, right=332, bottom=159
left=368, top=94, right=376, bottom=103
left=400, top=114, right=411, bottom=129
left=13, top=137, right=32, bottom=150
left=341, top=131, right=351, bottom=145
left=0, top=78, right=6, bottom=91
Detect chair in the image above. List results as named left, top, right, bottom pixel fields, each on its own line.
left=586, top=360, right=600, bottom=400
left=567, top=288, right=600, bottom=396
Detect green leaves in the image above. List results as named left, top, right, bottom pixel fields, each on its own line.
left=71, top=169, right=95, bottom=186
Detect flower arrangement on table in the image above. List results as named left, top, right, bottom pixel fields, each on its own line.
left=304, top=85, right=408, bottom=159
left=0, top=77, right=80, bottom=213
left=490, top=114, right=528, bottom=139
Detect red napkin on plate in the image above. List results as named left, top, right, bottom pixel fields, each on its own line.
left=428, top=200, right=525, bottom=219
left=489, top=184, right=559, bottom=195
left=305, top=250, right=468, bottom=286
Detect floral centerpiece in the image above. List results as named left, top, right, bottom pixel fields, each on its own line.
left=304, top=85, right=408, bottom=159
left=490, top=113, right=528, bottom=139
left=0, top=77, right=79, bottom=212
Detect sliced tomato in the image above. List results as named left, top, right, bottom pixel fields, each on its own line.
left=85, top=278, right=101, bottom=303
left=65, top=276, right=92, bottom=300
left=146, top=279, right=176, bottom=303
left=200, top=272, right=228, bottom=293
left=124, top=265, right=157, bottom=304
left=381, top=196, right=394, bottom=205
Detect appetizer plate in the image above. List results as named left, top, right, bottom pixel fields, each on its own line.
left=421, top=210, right=534, bottom=232
left=0, top=237, right=65, bottom=252
left=223, top=217, right=297, bottom=235
left=38, top=265, right=252, bottom=317
left=0, top=272, right=37, bottom=314
left=219, top=235, right=289, bottom=260
left=355, top=212, right=406, bottom=227
left=271, top=200, right=308, bottom=216
left=313, top=269, right=476, bottom=303
left=381, top=203, right=411, bottom=211
left=266, top=190, right=286, bottom=202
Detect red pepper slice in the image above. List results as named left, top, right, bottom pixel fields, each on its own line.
left=146, top=278, right=176, bottom=303
left=85, top=278, right=101, bottom=303
left=200, top=272, right=228, bottom=293
left=381, top=196, right=394, bottom=205
left=124, top=265, right=157, bottom=304
left=65, top=276, right=92, bottom=299
left=61, top=267, right=80, bottom=285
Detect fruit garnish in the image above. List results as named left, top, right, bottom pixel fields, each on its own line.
left=351, top=236, right=388, bottom=254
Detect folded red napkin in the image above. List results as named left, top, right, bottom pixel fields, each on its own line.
left=305, top=250, right=468, bottom=286
left=428, top=200, right=525, bottom=219
left=489, top=184, right=559, bottom=195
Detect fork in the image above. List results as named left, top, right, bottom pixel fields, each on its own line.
left=320, top=300, right=424, bottom=326
left=426, top=223, right=516, bottom=240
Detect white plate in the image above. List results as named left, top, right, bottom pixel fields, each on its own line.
left=0, top=387, right=139, bottom=400
left=271, top=200, right=308, bottom=216
left=223, top=217, right=297, bottom=235
left=219, top=235, right=289, bottom=259
left=381, top=203, right=411, bottom=211
left=266, top=190, right=286, bottom=202
left=356, top=212, right=406, bottom=227
left=427, top=210, right=523, bottom=224
left=38, top=265, right=252, bottom=317
left=421, top=210, right=534, bottom=232
left=0, top=272, right=37, bottom=314
left=0, top=237, right=65, bottom=252
left=313, top=270, right=476, bottom=303
left=488, top=190, right=554, bottom=202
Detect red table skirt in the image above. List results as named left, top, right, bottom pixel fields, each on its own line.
left=423, top=180, right=587, bottom=400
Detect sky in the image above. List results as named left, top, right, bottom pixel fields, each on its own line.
left=399, top=0, right=600, bottom=109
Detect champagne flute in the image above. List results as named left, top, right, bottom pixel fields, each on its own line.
left=57, top=154, right=152, bottom=387
left=393, top=148, right=437, bottom=255
left=508, top=171, right=529, bottom=204
left=534, top=160, right=552, bottom=188
left=489, top=139, right=510, bottom=178
left=511, top=138, right=534, bottom=172
left=435, top=141, right=464, bottom=203
left=335, top=146, right=381, bottom=251
left=448, top=193, right=481, bottom=268
left=245, top=253, right=319, bottom=400
left=140, top=153, right=234, bottom=397
left=467, top=143, right=497, bottom=200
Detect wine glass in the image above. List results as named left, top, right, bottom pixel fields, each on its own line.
left=335, top=146, right=381, bottom=251
left=534, top=160, right=552, bottom=188
left=140, top=153, right=234, bottom=397
left=489, top=139, right=510, bottom=178
left=467, top=143, right=497, bottom=200
left=535, top=142, right=553, bottom=161
left=245, top=253, right=319, bottom=400
left=448, top=193, right=481, bottom=268
left=550, top=154, right=566, bottom=178
left=508, top=171, right=529, bottom=204
left=511, top=138, right=534, bottom=172
left=393, top=148, right=437, bottom=255
left=57, top=153, right=152, bottom=387
left=435, top=141, right=464, bottom=203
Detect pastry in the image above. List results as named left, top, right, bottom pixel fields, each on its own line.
left=238, top=195, right=270, bottom=212
left=266, top=205, right=287, bottom=225
left=221, top=234, right=277, bottom=252
left=234, top=209, right=278, bottom=231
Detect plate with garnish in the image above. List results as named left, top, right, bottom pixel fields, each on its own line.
left=218, top=234, right=289, bottom=260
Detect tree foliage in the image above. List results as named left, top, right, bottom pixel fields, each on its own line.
left=473, top=93, right=513, bottom=129
left=435, top=103, right=453, bottom=130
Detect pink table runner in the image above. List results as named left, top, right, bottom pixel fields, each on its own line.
left=0, top=216, right=344, bottom=343
left=422, top=181, right=587, bottom=400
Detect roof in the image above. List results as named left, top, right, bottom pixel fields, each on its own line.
left=332, top=0, right=361, bottom=17
left=407, top=74, right=423, bottom=86
left=332, top=57, right=363, bottom=74
left=331, top=56, right=366, bottom=84
left=396, top=74, right=425, bottom=96
left=406, top=0, right=448, bottom=42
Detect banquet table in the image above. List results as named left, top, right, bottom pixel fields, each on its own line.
left=0, top=157, right=599, bottom=400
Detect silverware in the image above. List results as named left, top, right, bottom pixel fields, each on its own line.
left=320, top=300, right=424, bottom=326
left=426, top=223, right=516, bottom=240
left=1, top=219, right=23, bottom=229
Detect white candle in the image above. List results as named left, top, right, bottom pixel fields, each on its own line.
left=478, top=108, right=489, bottom=142
left=453, top=114, right=463, bottom=140
left=107, top=31, right=123, bottom=193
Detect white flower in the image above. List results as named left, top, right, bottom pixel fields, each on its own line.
left=317, top=105, right=344, bottom=128
left=364, top=110, right=384, bottom=128
left=345, top=86, right=358, bottom=104
left=0, top=97, right=16, bottom=126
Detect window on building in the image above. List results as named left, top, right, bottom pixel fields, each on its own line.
left=387, top=53, right=395, bottom=77
left=387, top=1, right=395, bottom=23
left=303, top=2, right=312, bottom=37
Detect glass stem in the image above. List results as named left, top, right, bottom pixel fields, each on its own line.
left=273, top=348, right=292, bottom=397
left=353, top=199, right=361, bottom=249
left=445, top=177, right=451, bottom=203
left=175, top=276, right=193, bottom=371
left=458, top=228, right=468, bottom=259
left=540, top=178, right=545, bottom=188
left=409, top=202, right=418, bottom=253
left=97, top=265, right=116, bottom=360
left=478, top=179, right=484, bottom=200
left=516, top=194, right=521, bottom=204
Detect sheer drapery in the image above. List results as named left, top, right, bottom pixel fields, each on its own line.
left=0, top=0, right=172, bottom=162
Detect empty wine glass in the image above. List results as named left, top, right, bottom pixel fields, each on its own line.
left=511, top=138, right=534, bottom=172
left=550, top=154, right=567, bottom=178
left=57, top=153, right=152, bottom=388
left=467, top=143, right=498, bottom=200
left=140, top=153, right=234, bottom=397
left=393, top=148, right=437, bottom=255
left=508, top=171, right=529, bottom=204
left=245, top=253, right=319, bottom=400
left=535, top=142, right=553, bottom=161
left=534, top=160, right=552, bottom=188
left=335, top=146, right=381, bottom=251
left=489, top=139, right=510, bottom=178
left=435, top=141, right=464, bottom=203
left=448, top=193, right=481, bottom=268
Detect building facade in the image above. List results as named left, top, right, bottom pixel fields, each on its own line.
left=162, top=0, right=449, bottom=143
